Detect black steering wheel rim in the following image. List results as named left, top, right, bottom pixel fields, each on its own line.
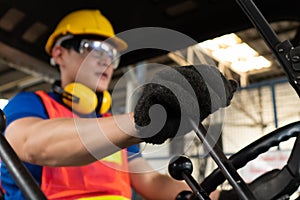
left=200, top=121, right=300, bottom=194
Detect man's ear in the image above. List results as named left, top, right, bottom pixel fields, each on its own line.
left=51, top=46, right=63, bottom=65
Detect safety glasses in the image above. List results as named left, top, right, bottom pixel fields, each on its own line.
left=79, top=39, right=120, bottom=69
left=56, top=35, right=120, bottom=69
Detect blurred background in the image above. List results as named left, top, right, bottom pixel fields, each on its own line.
left=0, top=0, right=300, bottom=198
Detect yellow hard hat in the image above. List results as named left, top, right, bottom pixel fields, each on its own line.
left=45, top=9, right=127, bottom=55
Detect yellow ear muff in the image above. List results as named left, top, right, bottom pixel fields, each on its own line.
left=63, top=82, right=98, bottom=114
left=99, top=90, right=112, bottom=114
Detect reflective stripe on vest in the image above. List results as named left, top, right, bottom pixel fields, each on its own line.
left=36, top=91, right=131, bottom=200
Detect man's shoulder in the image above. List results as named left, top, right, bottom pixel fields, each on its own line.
left=11, top=91, right=40, bottom=99
left=3, top=91, right=48, bottom=123
left=10, top=91, right=55, bottom=102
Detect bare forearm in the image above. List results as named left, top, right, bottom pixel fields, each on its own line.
left=149, top=173, right=189, bottom=200
left=5, top=113, right=140, bottom=166
left=129, top=157, right=190, bottom=200
left=131, top=171, right=189, bottom=200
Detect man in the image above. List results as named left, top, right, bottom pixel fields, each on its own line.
left=0, top=9, right=235, bottom=200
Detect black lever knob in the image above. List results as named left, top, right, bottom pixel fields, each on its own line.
left=176, top=190, right=194, bottom=200
left=168, top=155, right=193, bottom=180
left=169, top=156, right=210, bottom=200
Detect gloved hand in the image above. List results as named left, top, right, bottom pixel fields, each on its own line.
left=134, top=64, right=238, bottom=144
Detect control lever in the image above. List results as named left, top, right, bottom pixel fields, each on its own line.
left=0, top=109, right=47, bottom=200
left=169, top=155, right=210, bottom=200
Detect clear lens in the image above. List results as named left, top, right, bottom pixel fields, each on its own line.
left=79, top=39, right=120, bottom=69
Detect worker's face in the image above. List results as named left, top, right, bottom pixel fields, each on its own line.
left=61, top=40, right=119, bottom=92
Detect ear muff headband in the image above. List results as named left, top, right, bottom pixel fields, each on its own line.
left=53, top=82, right=112, bottom=115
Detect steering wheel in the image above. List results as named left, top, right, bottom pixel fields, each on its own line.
left=199, top=121, right=300, bottom=199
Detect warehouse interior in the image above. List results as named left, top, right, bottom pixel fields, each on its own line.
left=1, top=0, right=300, bottom=199
left=0, top=0, right=299, bottom=99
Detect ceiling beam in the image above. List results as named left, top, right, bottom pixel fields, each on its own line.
left=0, top=41, right=59, bottom=83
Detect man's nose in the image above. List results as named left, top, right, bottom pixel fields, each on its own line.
left=97, top=56, right=113, bottom=68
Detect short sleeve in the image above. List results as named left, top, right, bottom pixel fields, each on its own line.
left=3, top=92, right=48, bottom=127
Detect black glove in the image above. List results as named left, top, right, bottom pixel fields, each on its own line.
left=134, top=64, right=238, bottom=144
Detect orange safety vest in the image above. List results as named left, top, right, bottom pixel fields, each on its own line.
left=36, top=91, right=131, bottom=200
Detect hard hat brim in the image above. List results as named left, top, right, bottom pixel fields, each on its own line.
left=106, top=36, right=128, bottom=52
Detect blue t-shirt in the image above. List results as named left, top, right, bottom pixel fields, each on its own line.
left=1, top=91, right=140, bottom=200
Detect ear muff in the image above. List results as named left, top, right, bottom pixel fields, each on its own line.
left=96, top=90, right=112, bottom=115
left=53, top=82, right=112, bottom=115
